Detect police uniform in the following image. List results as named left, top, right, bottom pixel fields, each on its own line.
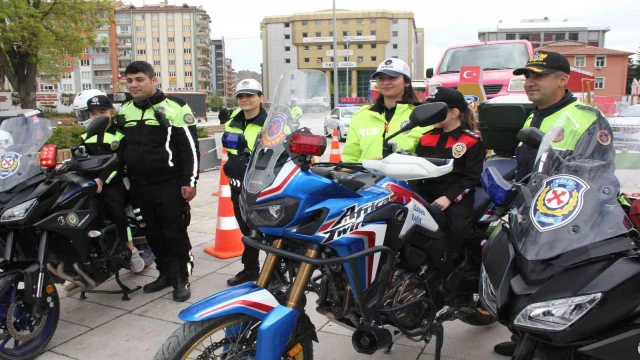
left=415, top=87, right=486, bottom=253
left=116, top=89, right=198, bottom=301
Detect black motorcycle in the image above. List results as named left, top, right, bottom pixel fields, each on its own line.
left=480, top=116, right=640, bottom=360
left=0, top=116, right=148, bottom=359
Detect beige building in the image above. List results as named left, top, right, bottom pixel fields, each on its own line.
left=261, top=10, right=424, bottom=100
left=115, top=3, right=213, bottom=95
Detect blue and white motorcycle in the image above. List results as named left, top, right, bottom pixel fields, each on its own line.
left=155, top=70, right=516, bottom=360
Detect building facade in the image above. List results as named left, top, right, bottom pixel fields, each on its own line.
left=261, top=10, right=424, bottom=99
left=114, top=3, right=213, bottom=95
left=224, top=58, right=237, bottom=105
left=478, top=18, right=610, bottom=49
left=211, top=38, right=226, bottom=99
left=538, top=41, right=633, bottom=97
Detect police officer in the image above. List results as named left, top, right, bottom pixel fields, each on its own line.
left=117, top=61, right=198, bottom=302
left=290, top=98, right=303, bottom=128
left=414, top=87, right=486, bottom=260
left=343, top=58, right=431, bottom=162
left=494, top=50, right=616, bottom=357
left=513, top=50, right=615, bottom=182
left=223, top=79, right=268, bottom=286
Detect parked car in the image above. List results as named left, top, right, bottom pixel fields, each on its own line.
left=324, top=106, right=362, bottom=142
left=609, top=104, right=640, bottom=151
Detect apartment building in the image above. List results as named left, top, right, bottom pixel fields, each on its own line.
left=115, top=3, right=213, bottom=95
left=261, top=10, right=425, bottom=99
left=224, top=58, right=237, bottom=105
left=211, top=38, right=226, bottom=98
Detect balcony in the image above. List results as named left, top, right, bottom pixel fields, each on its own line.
left=196, top=18, right=208, bottom=26
left=198, top=64, right=211, bottom=71
left=93, top=64, right=111, bottom=69
left=116, top=31, right=131, bottom=37
left=116, top=17, right=131, bottom=25
left=197, top=52, right=210, bottom=59
left=196, top=42, right=209, bottom=49
left=117, top=42, right=132, bottom=48
left=118, top=52, right=132, bottom=60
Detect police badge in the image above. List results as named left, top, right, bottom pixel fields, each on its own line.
left=110, top=140, right=120, bottom=150
left=452, top=142, right=467, bottom=159
left=0, top=152, right=21, bottom=179
left=531, top=175, right=590, bottom=232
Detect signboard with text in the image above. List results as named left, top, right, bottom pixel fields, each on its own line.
left=302, top=35, right=377, bottom=43
left=326, top=49, right=354, bottom=57
left=166, top=87, right=195, bottom=92
left=322, top=62, right=357, bottom=69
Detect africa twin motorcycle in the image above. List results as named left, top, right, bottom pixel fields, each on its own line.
left=480, top=115, right=640, bottom=360
left=0, top=116, right=149, bottom=359
left=155, top=70, right=515, bottom=360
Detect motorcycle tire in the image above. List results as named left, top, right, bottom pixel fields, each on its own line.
left=512, top=334, right=538, bottom=360
left=0, top=273, right=59, bottom=360
left=154, top=314, right=314, bottom=360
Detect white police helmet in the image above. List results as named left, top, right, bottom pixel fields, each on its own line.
left=72, top=89, right=107, bottom=127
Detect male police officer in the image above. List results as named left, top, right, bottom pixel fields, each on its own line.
left=495, top=50, right=615, bottom=356
left=117, top=61, right=198, bottom=302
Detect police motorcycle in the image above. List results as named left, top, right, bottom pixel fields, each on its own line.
left=155, top=70, right=515, bottom=360
left=0, top=116, right=146, bottom=359
left=480, top=114, right=640, bottom=359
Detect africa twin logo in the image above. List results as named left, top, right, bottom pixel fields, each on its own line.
left=321, top=195, right=395, bottom=242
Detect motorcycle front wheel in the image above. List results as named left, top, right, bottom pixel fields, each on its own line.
left=154, top=314, right=313, bottom=360
left=0, top=273, right=59, bottom=360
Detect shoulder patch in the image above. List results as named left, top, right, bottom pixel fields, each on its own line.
left=463, top=129, right=481, bottom=139
left=165, top=95, right=187, bottom=107
left=183, top=113, right=195, bottom=125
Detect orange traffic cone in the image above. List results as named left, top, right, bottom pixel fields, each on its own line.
left=211, top=147, right=227, bottom=197
left=204, top=150, right=244, bottom=259
left=329, top=128, right=342, bottom=163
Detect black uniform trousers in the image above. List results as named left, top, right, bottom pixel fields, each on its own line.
left=100, top=180, right=129, bottom=243
left=129, top=179, right=192, bottom=262
left=423, top=192, right=476, bottom=254
left=230, top=185, right=259, bottom=267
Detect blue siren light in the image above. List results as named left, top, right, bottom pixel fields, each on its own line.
left=481, top=166, right=514, bottom=207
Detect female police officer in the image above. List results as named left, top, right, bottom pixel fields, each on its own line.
left=223, top=79, right=268, bottom=286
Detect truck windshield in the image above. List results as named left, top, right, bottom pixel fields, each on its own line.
left=437, top=43, right=530, bottom=74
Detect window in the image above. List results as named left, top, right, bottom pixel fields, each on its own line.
left=370, top=18, right=376, bottom=23
left=342, top=19, right=349, bottom=24
left=392, top=56, right=398, bottom=58
left=169, top=71, right=176, bottom=77
left=184, top=48, right=191, bottom=54
left=183, top=25, right=190, bottom=31
left=153, top=60, right=160, bottom=66
left=168, top=48, right=175, bottom=54
left=357, top=56, right=363, bottom=62
left=156, top=83, right=162, bottom=89
left=343, top=31, right=348, bottom=36
left=167, top=26, right=174, bottom=32
left=329, top=31, right=333, bottom=36
left=356, top=30, right=362, bottom=36
left=61, top=60, right=71, bottom=67
left=392, top=31, right=398, bottom=37
left=83, top=47, right=91, bottom=54
left=356, top=19, right=363, bottom=24
left=588, top=41, right=599, bottom=47
left=184, top=60, right=192, bottom=65
left=371, top=44, right=377, bottom=49
left=136, top=49, right=146, bottom=55
left=285, top=46, right=290, bottom=51
left=81, top=59, right=90, bottom=66
left=392, top=19, right=398, bottom=24
left=569, top=32, right=579, bottom=41
left=370, top=30, right=376, bottom=36
left=81, top=71, right=91, bottom=79
left=594, top=77, right=605, bottom=89
left=371, top=56, right=377, bottom=62
left=155, top=72, right=161, bottom=78
left=167, top=14, right=173, bottom=19
left=317, top=46, right=322, bottom=50
left=343, top=57, right=348, bottom=61
left=153, top=37, right=160, bottom=43
left=304, top=57, right=310, bottom=63
left=183, top=13, right=191, bottom=19
left=136, top=26, right=144, bottom=32
left=154, top=49, right=160, bottom=55
left=184, top=37, right=191, bottom=42
left=392, top=44, right=398, bottom=49
left=285, top=58, right=290, bottom=64
left=343, top=45, right=347, bottom=49
left=62, top=84, right=73, bottom=92
left=505, top=33, right=516, bottom=40
left=316, top=32, right=321, bottom=37
left=574, top=56, right=586, bottom=68
left=284, top=22, right=290, bottom=28
left=152, top=26, right=159, bottom=32
left=135, top=14, right=144, bottom=20
left=152, top=14, right=159, bottom=20
left=136, top=37, right=145, bottom=43
left=317, top=57, right=323, bottom=63
left=302, top=21, right=308, bottom=26
left=304, top=46, right=309, bottom=51
left=302, top=32, right=308, bottom=38
left=168, top=37, right=175, bottom=42
left=357, top=44, right=363, bottom=49
left=285, top=34, right=290, bottom=40
left=169, top=60, right=175, bottom=65
left=82, top=83, right=92, bottom=90
left=315, top=20, right=322, bottom=25
left=595, top=56, right=606, bottom=67
left=93, top=70, right=110, bottom=77
left=62, top=72, right=72, bottom=79
left=185, top=82, right=193, bottom=88
left=185, top=71, right=192, bottom=77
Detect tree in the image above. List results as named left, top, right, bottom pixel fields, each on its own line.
left=208, top=94, right=224, bottom=111
left=627, top=47, right=640, bottom=94
left=0, top=0, right=113, bottom=108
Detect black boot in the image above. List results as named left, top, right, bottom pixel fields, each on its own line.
left=143, top=258, right=171, bottom=293
left=169, top=258, right=191, bottom=302
left=227, top=266, right=259, bottom=286
left=494, top=341, right=517, bottom=356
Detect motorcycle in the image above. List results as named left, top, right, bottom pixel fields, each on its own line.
left=479, top=114, right=640, bottom=359
left=0, top=116, right=151, bottom=359
left=155, top=70, right=514, bottom=360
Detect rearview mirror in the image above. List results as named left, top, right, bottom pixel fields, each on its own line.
left=517, top=127, right=545, bottom=149
left=409, top=102, right=448, bottom=128
left=85, top=116, right=110, bottom=139
left=426, top=68, right=434, bottom=79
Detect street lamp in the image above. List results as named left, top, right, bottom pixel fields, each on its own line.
left=345, top=32, right=350, bottom=98
left=332, top=0, right=338, bottom=108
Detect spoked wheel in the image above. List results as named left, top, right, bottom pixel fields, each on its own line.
left=0, top=273, right=59, bottom=360
left=155, top=314, right=313, bottom=360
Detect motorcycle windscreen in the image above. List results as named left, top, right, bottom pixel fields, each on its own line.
left=0, top=117, right=53, bottom=192
left=511, top=108, right=634, bottom=261
left=243, top=70, right=330, bottom=205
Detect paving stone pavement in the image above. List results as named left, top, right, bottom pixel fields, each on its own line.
left=35, top=170, right=511, bottom=360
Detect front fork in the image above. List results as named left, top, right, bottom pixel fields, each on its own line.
left=255, top=239, right=318, bottom=310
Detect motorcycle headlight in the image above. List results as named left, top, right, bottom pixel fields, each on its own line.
left=1, top=199, right=38, bottom=222
left=508, top=77, right=525, bottom=92
left=514, top=293, right=602, bottom=332
left=248, top=197, right=299, bottom=227
left=480, top=265, right=498, bottom=318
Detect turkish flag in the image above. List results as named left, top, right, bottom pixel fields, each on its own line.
left=459, top=66, right=482, bottom=85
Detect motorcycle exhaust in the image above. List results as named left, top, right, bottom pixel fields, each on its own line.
left=72, top=262, right=97, bottom=290
left=47, top=262, right=87, bottom=295
left=352, top=327, right=392, bottom=355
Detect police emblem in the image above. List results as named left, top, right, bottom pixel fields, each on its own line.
left=110, top=140, right=120, bottom=150
left=66, top=213, right=79, bottom=227
left=262, top=112, right=288, bottom=147
left=0, top=152, right=21, bottom=179
left=597, top=129, right=611, bottom=146
left=529, top=52, right=548, bottom=63
left=452, top=142, right=467, bottom=158
left=184, top=114, right=195, bottom=125
left=549, top=127, right=564, bottom=142
left=464, top=95, right=479, bottom=111
left=531, top=175, right=589, bottom=232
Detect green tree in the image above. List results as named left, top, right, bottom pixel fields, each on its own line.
left=0, top=0, right=113, bottom=108
left=208, top=94, right=224, bottom=111
left=627, top=47, right=640, bottom=94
